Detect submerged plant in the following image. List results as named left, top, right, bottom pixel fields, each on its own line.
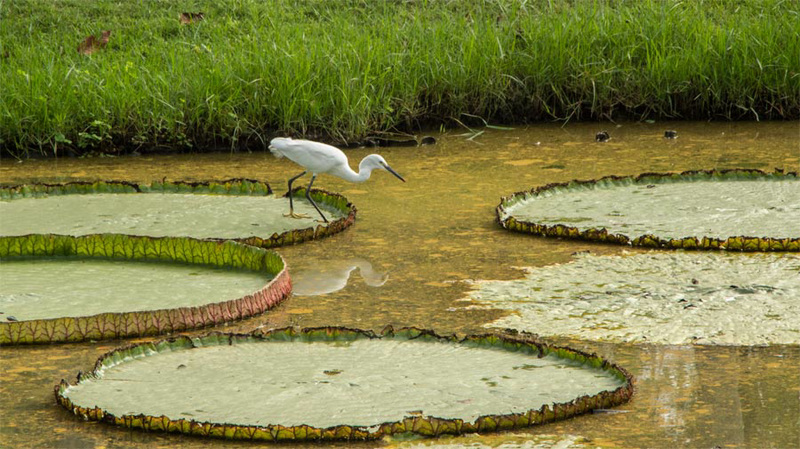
left=459, top=251, right=800, bottom=345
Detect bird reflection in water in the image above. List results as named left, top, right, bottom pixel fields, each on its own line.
left=290, top=258, right=389, bottom=296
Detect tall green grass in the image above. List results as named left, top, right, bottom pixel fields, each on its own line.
left=1, top=0, right=798, bottom=157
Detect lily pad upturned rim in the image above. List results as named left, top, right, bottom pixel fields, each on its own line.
left=0, top=233, right=291, bottom=345
left=55, top=326, right=634, bottom=442
left=0, top=179, right=357, bottom=248
left=496, top=168, right=799, bottom=252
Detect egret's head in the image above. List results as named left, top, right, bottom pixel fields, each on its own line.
left=363, top=154, right=406, bottom=182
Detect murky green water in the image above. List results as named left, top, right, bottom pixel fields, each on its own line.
left=1, top=121, right=799, bottom=448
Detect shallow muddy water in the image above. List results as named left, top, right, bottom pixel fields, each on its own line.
left=1, top=121, right=799, bottom=448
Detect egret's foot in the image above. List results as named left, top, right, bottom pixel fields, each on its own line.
left=284, top=212, right=312, bottom=219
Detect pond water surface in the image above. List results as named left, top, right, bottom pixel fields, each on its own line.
left=1, top=121, right=798, bottom=448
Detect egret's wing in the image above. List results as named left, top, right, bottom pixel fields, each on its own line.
left=282, top=139, right=348, bottom=174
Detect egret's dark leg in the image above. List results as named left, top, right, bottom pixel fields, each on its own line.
left=305, top=174, right=328, bottom=223
left=286, top=171, right=306, bottom=215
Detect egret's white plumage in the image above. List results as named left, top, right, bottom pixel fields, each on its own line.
left=268, top=137, right=405, bottom=222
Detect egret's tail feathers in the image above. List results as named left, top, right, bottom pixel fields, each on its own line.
left=268, top=137, right=293, bottom=158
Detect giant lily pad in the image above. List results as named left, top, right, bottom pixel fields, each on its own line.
left=55, top=327, right=633, bottom=441
left=497, top=169, right=799, bottom=251
left=0, top=180, right=356, bottom=248
left=0, top=234, right=290, bottom=345
left=458, top=252, right=800, bottom=345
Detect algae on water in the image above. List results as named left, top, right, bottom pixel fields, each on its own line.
left=459, top=252, right=800, bottom=345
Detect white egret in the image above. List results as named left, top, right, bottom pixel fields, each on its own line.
left=268, top=137, right=406, bottom=223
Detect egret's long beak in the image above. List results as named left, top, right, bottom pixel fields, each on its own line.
left=384, top=164, right=406, bottom=182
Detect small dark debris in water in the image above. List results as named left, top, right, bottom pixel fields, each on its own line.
left=571, top=250, right=591, bottom=256
left=691, top=278, right=699, bottom=284
left=730, top=285, right=739, bottom=289
left=683, top=304, right=696, bottom=309
left=542, top=164, right=566, bottom=170
left=177, top=364, right=187, bottom=370
left=595, top=131, right=610, bottom=142
left=6, top=316, right=18, bottom=322
left=646, top=184, right=656, bottom=188
left=365, top=136, right=418, bottom=147
left=664, top=130, right=678, bottom=139
left=678, top=298, right=687, bottom=303
left=323, top=369, right=343, bottom=376
left=419, top=136, right=437, bottom=145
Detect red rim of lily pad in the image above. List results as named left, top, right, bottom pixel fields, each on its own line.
left=496, top=169, right=799, bottom=252
left=0, top=234, right=291, bottom=345
left=55, top=326, right=634, bottom=442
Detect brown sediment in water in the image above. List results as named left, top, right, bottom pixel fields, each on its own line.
left=1, top=121, right=799, bottom=448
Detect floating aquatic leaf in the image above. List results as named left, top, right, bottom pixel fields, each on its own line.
left=55, top=327, right=633, bottom=441
left=497, top=169, right=799, bottom=251
left=0, top=234, right=290, bottom=345
left=459, top=252, right=800, bottom=345
left=0, top=179, right=356, bottom=248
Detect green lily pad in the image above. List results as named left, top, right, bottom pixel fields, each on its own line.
left=0, top=234, right=291, bottom=345
left=0, top=180, right=356, bottom=248
left=55, top=327, right=633, bottom=441
left=459, top=252, right=800, bottom=345
left=497, top=169, right=799, bottom=251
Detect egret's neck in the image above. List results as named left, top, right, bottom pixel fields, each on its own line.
left=336, top=158, right=375, bottom=183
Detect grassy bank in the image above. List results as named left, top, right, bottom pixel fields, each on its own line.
left=1, top=0, right=798, bottom=157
